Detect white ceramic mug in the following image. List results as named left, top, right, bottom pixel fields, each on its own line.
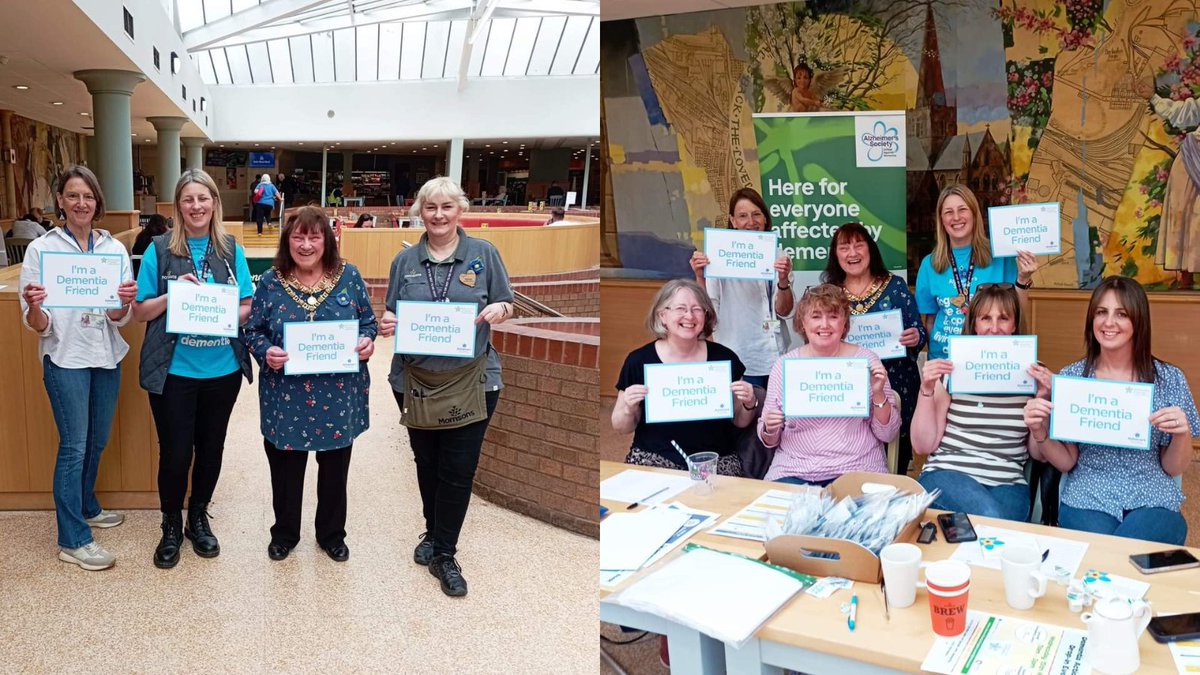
left=1001, top=545, right=1048, bottom=610
left=880, top=542, right=922, bottom=608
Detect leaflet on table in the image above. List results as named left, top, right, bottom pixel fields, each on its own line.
left=922, top=611, right=1090, bottom=675
left=703, top=227, right=778, bottom=281
left=988, top=202, right=1062, bottom=257
left=1049, top=375, right=1154, bottom=450
left=39, top=251, right=123, bottom=309
left=599, top=507, right=692, bottom=571
left=1168, top=636, right=1200, bottom=674
left=782, top=357, right=870, bottom=418
left=847, top=310, right=905, bottom=360
left=947, top=335, right=1037, bottom=395
left=950, top=524, right=1089, bottom=579
left=393, top=300, right=477, bottom=358
left=601, top=503, right=720, bottom=588
left=708, top=489, right=794, bottom=541
left=1076, top=569, right=1149, bottom=601
left=599, top=470, right=694, bottom=507
left=643, top=361, right=733, bottom=423
left=282, top=320, right=359, bottom=375
left=165, top=280, right=239, bottom=338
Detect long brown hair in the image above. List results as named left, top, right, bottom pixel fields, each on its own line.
left=931, top=183, right=992, bottom=273
left=1082, top=276, right=1159, bottom=382
left=274, top=206, right=341, bottom=276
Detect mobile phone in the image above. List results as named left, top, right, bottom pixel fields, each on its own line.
left=937, top=512, right=978, bottom=544
left=917, top=521, right=937, bottom=544
left=1149, top=612, right=1200, bottom=643
left=1129, top=548, right=1200, bottom=575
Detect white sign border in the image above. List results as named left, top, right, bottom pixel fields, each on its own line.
left=392, top=300, right=479, bottom=358
left=702, top=227, right=779, bottom=281
left=642, top=360, right=735, bottom=424
left=282, top=319, right=361, bottom=376
left=782, top=356, right=871, bottom=419
left=946, top=335, right=1038, bottom=396
left=164, top=279, right=240, bottom=338
left=39, top=251, right=125, bottom=310
left=1049, top=374, right=1155, bottom=451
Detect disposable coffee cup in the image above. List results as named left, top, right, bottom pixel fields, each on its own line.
left=686, top=451, right=718, bottom=494
left=880, top=543, right=922, bottom=609
left=924, top=560, right=971, bottom=637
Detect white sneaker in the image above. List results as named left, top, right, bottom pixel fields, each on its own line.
left=85, top=509, right=125, bottom=528
left=58, top=542, right=116, bottom=571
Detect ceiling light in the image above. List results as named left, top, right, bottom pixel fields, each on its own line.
left=51, top=101, right=64, bottom=106
left=422, top=147, right=427, bottom=150
left=433, top=144, right=438, bottom=148
left=485, top=144, right=490, bottom=147
left=144, top=138, right=151, bottom=142
left=14, top=85, right=29, bottom=90
left=254, top=143, right=260, bottom=147
left=502, top=141, right=508, bottom=144
left=220, top=144, right=225, bottom=147
left=80, top=112, right=90, bottom=116
left=132, top=133, right=137, bottom=137
left=390, top=142, right=395, bottom=145
left=298, top=142, right=304, bottom=145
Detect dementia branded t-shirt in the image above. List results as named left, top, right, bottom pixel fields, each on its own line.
left=915, top=245, right=1017, bottom=360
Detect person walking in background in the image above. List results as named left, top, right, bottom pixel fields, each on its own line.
left=18, top=165, right=137, bottom=570
left=133, top=169, right=255, bottom=569
left=245, top=206, right=377, bottom=562
left=253, top=174, right=279, bottom=235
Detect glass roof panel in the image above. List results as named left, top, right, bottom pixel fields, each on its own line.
left=550, top=15, right=590, bottom=75
left=290, top=36, right=315, bottom=83
left=226, top=46, right=253, bottom=84
left=356, top=25, right=379, bottom=82
left=333, top=28, right=356, bottom=82
left=267, top=39, right=294, bottom=84
left=202, top=0, right=231, bottom=24
left=504, top=17, right=540, bottom=77
left=442, top=20, right=467, bottom=78
left=378, top=23, right=403, bottom=81
left=209, top=47, right=231, bottom=85
left=177, top=0, right=205, bottom=33
left=230, top=0, right=258, bottom=13
left=526, top=16, right=565, bottom=76
left=574, top=16, right=599, bottom=75
left=247, top=42, right=273, bottom=84
left=399, top=22, right=426, bottom=80
left=422, top=21, right=451, bottom=79
left=199, top=49, right=218, bottom=83
left=480, top=18, right=514, bottom=77
left=466, top=21, right=489, bottom=77
left=311, top=31, right=336, bottom=82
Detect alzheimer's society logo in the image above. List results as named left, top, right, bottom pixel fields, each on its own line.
left=854, top=114, right=905, bottom=167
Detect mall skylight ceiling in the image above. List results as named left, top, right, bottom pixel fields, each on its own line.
left=175, top=0, right=599, bottom=85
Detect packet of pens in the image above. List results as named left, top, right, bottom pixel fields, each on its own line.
left=762, top=472, right=937, bottom=583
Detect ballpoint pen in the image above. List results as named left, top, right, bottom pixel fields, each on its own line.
left=1041, top=549, right=1050, bottom=562
left=848, top=594, right=858, bottom=631
left=627, top=486, right=669, bottom=510
left=881, top=581, right=889, bottom=621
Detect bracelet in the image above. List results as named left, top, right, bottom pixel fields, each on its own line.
left=742, top=402, right=756, bottom=411
left=778, top=283, right=790, bottom=290
left=1015, top=278, right=1033, bottom=290
left=919, top=389, right=934, bottom=397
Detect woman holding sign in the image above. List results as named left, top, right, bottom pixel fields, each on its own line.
left=915, top=184, right=1038, bottom=361
left=823, top=222, right=926, bottom=475
left=1024, top=276, right=1199, bottom=545
left=244, top=206, right=376, bottom=562
left=612, top=279, right=757, bottom=474
left=757, top=284, right=900, bottom=485
left=689, top=187, right=795, bottom=388
left=133, top=169, right=254, bottom=569
left=19, top=165, right=137, bottom=571
left=378, top=177, right=513, bottom=597
left=912, top=284, right=1052, bottom=522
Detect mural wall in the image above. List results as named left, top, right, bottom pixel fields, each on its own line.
left=1, top=114, right=82, bottom=218
left=602, top=0, right=1200, bottom=290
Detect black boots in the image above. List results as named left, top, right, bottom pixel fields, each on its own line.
left=154, top=512, right=183, bottom=569
left=429, top=554, right=468, bottom=597
left=184, top=503, right=220, bottom=558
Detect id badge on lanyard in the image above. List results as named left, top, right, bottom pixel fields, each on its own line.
left=70, top=230, right=106, bottom=328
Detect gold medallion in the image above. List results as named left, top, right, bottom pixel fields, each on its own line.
left=950, top=294, right=967, bottom=308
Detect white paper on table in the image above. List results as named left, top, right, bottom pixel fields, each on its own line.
left=599, top=470, right=693, bottom=506
left=847, top=310, right=905, bottom=360
left=608, top=547, right=806, bottom=648
left=1162, top=614, right=1200, bottom=675
left=643, top=361, right=733, bottom=423
left=599, top=507, right=692, bottom=571
left=601, top=503, right=721, bottom=589
left=708, top=489, right=795, bottom=542
left=703, top=227, right=778, bottom=281
left=950, top=525, right=1089, bottom=578
left=988, top=202, right=1062, bottom=257
left=921, top=610, right=1091, bottom=675
left=1076, top=570, right=1150, bottom=601
left=1049, top=375, right=1155, bottom=450
left=781, top=357, right=870, bottom=418
left=947, top=335, right=1038, bottom=395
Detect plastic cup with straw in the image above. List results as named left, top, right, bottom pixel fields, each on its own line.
left=673, top=440, right=717, bottom=494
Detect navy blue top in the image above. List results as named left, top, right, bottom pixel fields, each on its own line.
left=244, top=263, right=377, bottom=451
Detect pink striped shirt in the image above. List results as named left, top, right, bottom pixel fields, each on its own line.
left=759, top=345, right=900, bottom=482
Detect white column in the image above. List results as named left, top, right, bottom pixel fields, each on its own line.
left=446, top=137, right=464, bottom=186
left=320, top=146, right=328, bottom=206
left=581, top=142, right=593, bottom=209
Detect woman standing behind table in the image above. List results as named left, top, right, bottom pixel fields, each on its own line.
left=913, top=284, right=1053, bottom=522
left=19, top=165, right=137, bottom=570
left=244, top=206, right=377, bottom=562
left=822, top=222, right=926, bottom=474
left=915, top=184, right=1039, bottom=361
left=1024, top=276, right=1199, bottom=545
left=758, top=284, right=900, bottom=486
left=133, top=169, right=254, bottom=569
left=378, top=177, right=513, bottom=597
left=612, top=279, right=757, bottom=474
left=689, top=188, right=795, bottom=388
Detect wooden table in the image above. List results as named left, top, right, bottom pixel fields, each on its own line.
left=600, top=461, right=1200, bottom=674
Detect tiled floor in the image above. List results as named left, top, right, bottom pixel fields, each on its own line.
left=0, top=336, right=598, bottom=673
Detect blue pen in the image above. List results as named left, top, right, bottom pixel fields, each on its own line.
left=848, top=594, right=858, bottom=631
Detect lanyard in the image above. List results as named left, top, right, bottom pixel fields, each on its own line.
left=190, top=238, right=233, bottom=283
left=948, top=250, right=975, bottom=304
left=424, top=261, right=455, bottom=302
left=66, top=229, right=94, bottom=253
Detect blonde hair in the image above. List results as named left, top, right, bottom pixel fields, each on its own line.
left=645, top=279, right=716, bottom=340
left=169, top=169, right=233, bottom=261
left=410, top=176, right=470, bottom=219
left=794, top=283, right=851, bottom=338
left=931, top=184, right=993, bottom=273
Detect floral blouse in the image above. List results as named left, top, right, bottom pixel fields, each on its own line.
left=244, top=263, right=378, bottom=451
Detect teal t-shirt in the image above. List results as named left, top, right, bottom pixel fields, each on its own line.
left=915, top=245, right=1017, bottom=360
left=136, top=237, right=253, bottom=379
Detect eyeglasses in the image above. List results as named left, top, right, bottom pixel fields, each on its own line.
left=63, top=193, right=96, bottom=204
left=976, top=283, right=1015, bottom=291
left=665, top=305, right=705, bottom=316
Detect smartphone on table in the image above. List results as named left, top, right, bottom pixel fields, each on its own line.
left=936, top=512, right=978, bottom=544
left=1149, top=612, right=1200, bottom=643
left=1129, top=548, right=1200, bottom=575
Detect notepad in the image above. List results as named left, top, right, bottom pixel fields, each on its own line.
left=599, top=469, right=693, bottom=506
left=599, top=507, right=691, bottom=571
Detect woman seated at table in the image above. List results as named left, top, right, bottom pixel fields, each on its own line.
left=758, top=284, right=900, bottom=486
left=913, top=284, right=1052, bottom=521
left=1024, top=276, right=1199, bottom=545
left=612, top=279, right=756, bottom=475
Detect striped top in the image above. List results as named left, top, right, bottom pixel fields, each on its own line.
left=920, top=391, right=1031, bottom=487
left=759, top=345, right=901, bottom=482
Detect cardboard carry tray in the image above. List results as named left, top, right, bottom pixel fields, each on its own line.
left=764, top=472, right=927, bottom=583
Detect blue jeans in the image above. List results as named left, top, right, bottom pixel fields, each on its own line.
left=42, top=357, right=122, bottom=549
left=1058, top=503, right=1187, bottom=545
left=919, top=469, right=1030, bottom=523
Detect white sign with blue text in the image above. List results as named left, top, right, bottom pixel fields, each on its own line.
left=393, top=301, right=477, bottom=358
left=643, top=361, right=733, bottom=424
left=1049, top=376, right=1154, bottom=450
left=988, top=202, right=1061, bottom=257
left=703, top=228, right=778, bottom=281
left=40, top=252, right=123, bottom=309
left=782, top=357, right=870, bottom=418
left=283, top=320, right=359, bottom=375
left=165, top=280, right=239, bottom=337
left=847, top=310, right=905, bottom=360
left=947, top=335, right=1038, bottom=395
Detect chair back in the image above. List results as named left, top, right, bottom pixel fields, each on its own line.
left=5, top=237, right=32, bottom=265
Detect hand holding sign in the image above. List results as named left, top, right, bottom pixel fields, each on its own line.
left=920, top=358, right=954, bottom=396
left=265, top=345, right=289, bottom=370
left=702, top=228, right=778, bottom=281
left=355, top=336, right=374, bottom=361
left=1049, top=376, right=1155, bottom=450
left=1149, top=406, right=1191, bottom=437
left=115, top=280, right=137, bottom=306
left=1024, top=397, right=1052, bottom=441
left=988, top=203, right=1061, bottom=257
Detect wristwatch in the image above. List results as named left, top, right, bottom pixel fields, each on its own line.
left=1015, top=278, right=1033, bottom=290
left=872, top=398, right=889, bottom=409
